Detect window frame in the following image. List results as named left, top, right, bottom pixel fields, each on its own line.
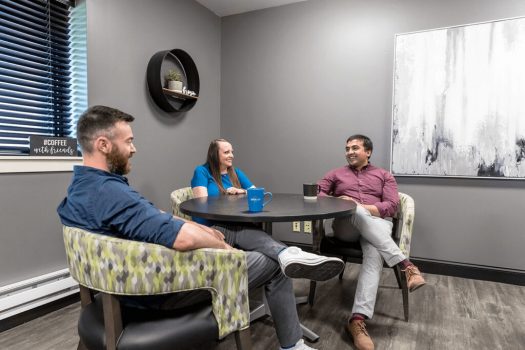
left=0, top=156, right=82, bottom=173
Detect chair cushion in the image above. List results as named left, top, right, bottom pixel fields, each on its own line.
left=78, top=295, right=218, bottom=350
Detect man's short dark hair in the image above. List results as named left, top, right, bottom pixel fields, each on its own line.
left=346, top=134, right=373, bottom=153
left=77, top=105, right=134, bottom=153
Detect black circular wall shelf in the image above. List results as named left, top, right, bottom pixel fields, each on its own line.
left=147, top=48, right=200, bottom=113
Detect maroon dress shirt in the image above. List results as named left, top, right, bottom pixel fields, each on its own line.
left=318, top=163, right=399, bottom=218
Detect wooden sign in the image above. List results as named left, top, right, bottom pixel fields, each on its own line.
left=30, top=136, right=78, bottom=156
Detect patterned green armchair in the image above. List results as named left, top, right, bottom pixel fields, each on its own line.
left=170, top=186, right=194, bottom=220
left=393, top=192, right=415, bottom=258
left=308, top=192, right=415, bottom=322
left=63, top=226, right=251, bottom=350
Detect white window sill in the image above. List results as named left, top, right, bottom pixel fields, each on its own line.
left=0, top=156, right=83, bottom=174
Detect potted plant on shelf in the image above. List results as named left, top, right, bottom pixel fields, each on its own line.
left=165, top=69, right=183, bottom=92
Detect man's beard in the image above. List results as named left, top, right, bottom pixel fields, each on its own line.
left=106, top=146, right=130, bottom=175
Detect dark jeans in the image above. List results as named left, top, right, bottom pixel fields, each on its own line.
left=122, top=224, right=302, bottom=347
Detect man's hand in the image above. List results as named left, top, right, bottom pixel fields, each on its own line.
left=338, top=195, right=357, bottom=203
left=199, top=224, right=225, bottom=241
left=226, top=187, right=246, bottom=195
left=222, top=242, right=235, bottom=250
left=338, top=196, right=380, bottom=217
left=361, top=204, right=380, bottom=217
left=173, top=223, right=230, bottom=251
left=189, top=223, right=235, bottom=250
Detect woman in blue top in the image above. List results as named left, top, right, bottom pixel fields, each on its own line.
left=191, top=138, right=254, bottom=199
left=190, top=137, right=343, bottom=269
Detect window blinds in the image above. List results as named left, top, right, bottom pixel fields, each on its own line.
left=0, top=0, right=82, bottom=155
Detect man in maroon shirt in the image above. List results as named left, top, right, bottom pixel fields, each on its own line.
left=318, top=134, right=425, bottom=350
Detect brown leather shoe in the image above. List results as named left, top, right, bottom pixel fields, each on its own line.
left=402, top=265, right=426, bottom=292
left=346, top=319, right=374, bottom=350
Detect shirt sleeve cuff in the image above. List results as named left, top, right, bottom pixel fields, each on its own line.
left=168, top=218, right=186, bottom=247
left=374, top=202, right=388, bottom=218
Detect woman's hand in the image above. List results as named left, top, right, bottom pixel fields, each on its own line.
left=226, top=187, right=246, bottom=195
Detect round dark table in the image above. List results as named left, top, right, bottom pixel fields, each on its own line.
left=179, top=193, right=355, bottom=223
left=180, top=193, right=356, bottom=260
left=180, top=193, right=356, bottom=342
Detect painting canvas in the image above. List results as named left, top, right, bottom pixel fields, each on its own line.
left=391, top=17, right=525, bottom=178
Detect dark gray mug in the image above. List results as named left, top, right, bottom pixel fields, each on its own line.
left=303, top=183, right=319, bottom=199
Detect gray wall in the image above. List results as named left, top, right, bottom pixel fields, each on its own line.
left=0, top=0, right=221, bottom=287
left=221, top=0, right=525, bottom=271
left=3, top=0, right=525, bottom=289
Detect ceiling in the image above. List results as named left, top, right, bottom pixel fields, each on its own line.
left=195, top=0, right=308, bottom=17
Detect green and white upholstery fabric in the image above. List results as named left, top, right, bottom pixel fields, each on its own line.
left=170, top=187, right=194, bottom=220
left=63, top=226, right=249, bottom=338
left=394, top=192, right=415, bottom=257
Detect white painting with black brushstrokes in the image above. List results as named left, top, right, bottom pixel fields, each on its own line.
left=392, top=17, right=525, bottom=178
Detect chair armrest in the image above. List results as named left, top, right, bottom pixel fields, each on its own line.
left=394, top=193, right=415, bottom=257
left=170, top=187, right=194, bottom=220
left=63, top=226, right=249, bottom=338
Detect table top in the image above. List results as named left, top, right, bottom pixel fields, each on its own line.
left=179, top=193, right=356, bottom=223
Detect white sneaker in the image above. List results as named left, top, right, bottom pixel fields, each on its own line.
left=279, top=339, right=317, bottom=350
left=278, top=246, right=344, bottom=281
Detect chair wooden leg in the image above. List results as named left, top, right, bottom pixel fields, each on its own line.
left=77, top=286, right=93, bottom=350
left=308, top=280, right=317, bottom=306
left=101, top=293, right=123, bottom=350
left=402, top=286, right=409, bottom=322
left=393, top=264, right=403, bottom=289
left=79, top=285, right=94, bottom=307
left=234, top=328, right=252, bottom=350
left=339, top=257, right=347, bottom=280
left=77, top=340, right=88, bottom=350
left=396, top=265, right=409, bottom=322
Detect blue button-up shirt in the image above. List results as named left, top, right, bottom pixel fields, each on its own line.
left=57, top=166, right=184, bottom=248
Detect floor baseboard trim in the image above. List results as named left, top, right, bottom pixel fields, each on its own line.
left=410, top=258, right=525, bottom=286
left=0, top=292, right=79, bottom=333
left=282, top=241, right=525, bottom=286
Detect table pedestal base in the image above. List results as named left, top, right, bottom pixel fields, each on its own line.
left=249, top=293, right=320, bottom=343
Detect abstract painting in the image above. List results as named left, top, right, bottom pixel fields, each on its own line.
left=391, top=16, right=525, bottom=178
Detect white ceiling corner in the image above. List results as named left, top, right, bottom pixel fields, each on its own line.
left=195, top=0, right=308, bottom=17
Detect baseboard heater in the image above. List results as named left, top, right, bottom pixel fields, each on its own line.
left=0, top=269, right=79, bottom=320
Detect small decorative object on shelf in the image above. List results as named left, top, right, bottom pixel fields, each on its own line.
left=182, top=86, right=197, bottom=96
left=165, top=69, right=183, bottom=92
left=162, top=88, right=198, bottom=100
left=147, top=48, right=200, bottom=113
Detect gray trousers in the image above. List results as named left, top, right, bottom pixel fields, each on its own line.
left=213, top=224, right=303, bottom=348
left=330, top=205, right=406, bottom=319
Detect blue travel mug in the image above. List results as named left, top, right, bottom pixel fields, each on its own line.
left=247, top=187, right=272, bottom=212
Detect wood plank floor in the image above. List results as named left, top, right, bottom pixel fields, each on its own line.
left=1, top=265, right=524, bottom=350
